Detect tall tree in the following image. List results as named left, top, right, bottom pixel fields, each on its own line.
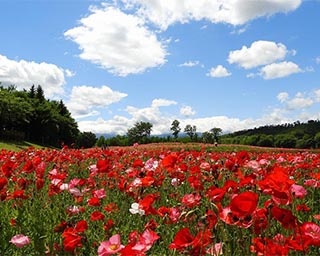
left=35, top=85, right=45, bottom=102
left=127, top=121, right=153, bottom=144
left=28, top=85, right=36, bottom=98
left=170, top=119, right=181, bottom=139
left=76, top=132, right=97, bottom=148
left=184, top=124, right=197, bottom=141
left=210, top=127, right=222, bottom=143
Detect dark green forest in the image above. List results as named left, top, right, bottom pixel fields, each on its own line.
left=220, top=120, right=320, bottom=149
left=0, top=84, right=96, bottom=148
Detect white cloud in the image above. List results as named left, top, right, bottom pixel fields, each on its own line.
left=207, top=65, right=231, bottom=77
left=180, top=106, right=196, bottom=117
left=316, top=56, right=320, bottom=64
left=228, top=40, right=288, bottom=69
left=259, top=61, right=302, bottom=79
left=277, top=92, right=289, bottom=103
left=277, top=91, right=314, bottom=110
left=121, top=0, right=301, bottom=29
left=179, top=61, right=200, bottom=67
left=65, top=69, right=76, bottom=77
left=314, top=89, right=320, bottom=102
left=0, top=54, right=66, bottom=97
left=64, top=5, right=167, bottom=76
left=286, top=96, right=313, bottom=110
left=151, top=98, right=177, bottom=107
left=246, top=73, right=256, bottom=78
left=77, top=88, right=320, bottom=136
left=77, top=111, right=296, bottom=135
left=67, top=85, right=127, bottom=118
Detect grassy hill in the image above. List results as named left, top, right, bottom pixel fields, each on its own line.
left=0, top=140, right=47, bottom=151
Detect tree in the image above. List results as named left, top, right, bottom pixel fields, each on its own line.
left=257, top=134, right=274, bottom=147
left=35, top=85, right=45, bottom=102
left=184, top=124, right=197, bottom=141
left=28, top=85, right=36, bottom=98
left=210, top=127, right=222, bottom=143
left=76, top=132, right=97, bottom=148
left=202, top=131, right=214, bottom=144
left=127, top=121, right=153, bottom=144
left=96, top=136, right=106, bottom=148
left=274, top=134, right=297, bottom=148
left=170, top=119, right=181, bottom=139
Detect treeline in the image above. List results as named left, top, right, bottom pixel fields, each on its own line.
left=220, top=120, right=320, bottom=149
left=95, top=120, right=222, bottom=147
left=0, top=84, right=91, bottom=148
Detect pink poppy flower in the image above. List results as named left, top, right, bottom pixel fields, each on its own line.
left=10, top=234, right=30, bottom=248
left=98, top=234, right=124, bottom=255
left=290, top=184, right=307, bottom=198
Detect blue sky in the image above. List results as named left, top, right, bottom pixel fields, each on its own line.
left=1, top=0, right=320, bottom=135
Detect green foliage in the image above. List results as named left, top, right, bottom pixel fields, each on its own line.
left=170, top=119, right=181, bottom=139
left=96, top=136, right=106, bottom=148
left=184, top=124, right=197, bottom=141
left=221, top=120, right=320, bottom=149
left=0, top=85, right=79, bottom=147
left=75, top=131, right=97, bottom=148
left=202, top=127, right=222, bottom=144
left=127, top=121, right=153, bottom=144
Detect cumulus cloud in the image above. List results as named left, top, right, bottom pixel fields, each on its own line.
left=286, top=96, right=313, bottom=110
left=277, top=91, right=316, bottom=111
left=64, top=5, right=167, bottom=76
left=77, top=111, right=297, bottom=136
left=0, top=54, right=66, bottom=97
left=67, top=85, right=127, bottom=118
left=180, top=106, right=196, bottom=117
left=76, top=89, right=320, bottom=135
left=207, top=65, right=231, bottom=77
left=65, top=69, right=76, bottom=77
left=121, top=0, right=301, bottom=29
left=259, top=61, right=302, bottom=79
left=228, top=40, right=288, bottom=69
left=314, top=89, right=320, bottom=102
left=179, top=61, right=200, bottom=67
left=277, top=92, right=289, bottom=103
left=125, top=98, right=177, bottom=125
left=151, top=98, right=177, bottom=107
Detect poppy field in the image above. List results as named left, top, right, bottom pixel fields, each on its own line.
left=0, top=143, right=320, bottom=255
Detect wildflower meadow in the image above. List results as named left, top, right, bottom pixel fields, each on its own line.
left=0, top=143, right=320, bottom=255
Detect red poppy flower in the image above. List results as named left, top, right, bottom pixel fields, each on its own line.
left=230, top=191, right=258, bottom=218
left=169, top=227, right=194, bottom=250
left=299, top=222, right=320, bottom=247
left=96, top=159, right=110, bottom=173
left=270, top=206, right=297, bottom=229
left=181, top=193, right=201, bottom=208
left=139, top=193, right=159, bottom=215
left=161, top=153, right=178, bottom=170
left=54, top=221, right=68, bottom=233
left=88, top=197, right=100, bottom=207
left=104, top=202, right=119, bottom=213
left=206, top=186, right=226, bottom=203
left=75, top=220, right=88, bottom=232
left=250, top=236, right=290, bottom=256
left=103, top=219, right=114, bottom=232
left=187, top=175, right=203, bottom=190
left=132, top=159, right=144, bottom=168
left=0, top=177, right=8, bottom=190
left=62, top=228, right=82, bottom=252
left=12, top=190, right=28, bottom=199
left=141, top=176, right=155, bottom=187
left=90, top=211, right=105, bottom=221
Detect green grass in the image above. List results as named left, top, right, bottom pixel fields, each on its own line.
left=0, top=140, right=47, bottom=151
